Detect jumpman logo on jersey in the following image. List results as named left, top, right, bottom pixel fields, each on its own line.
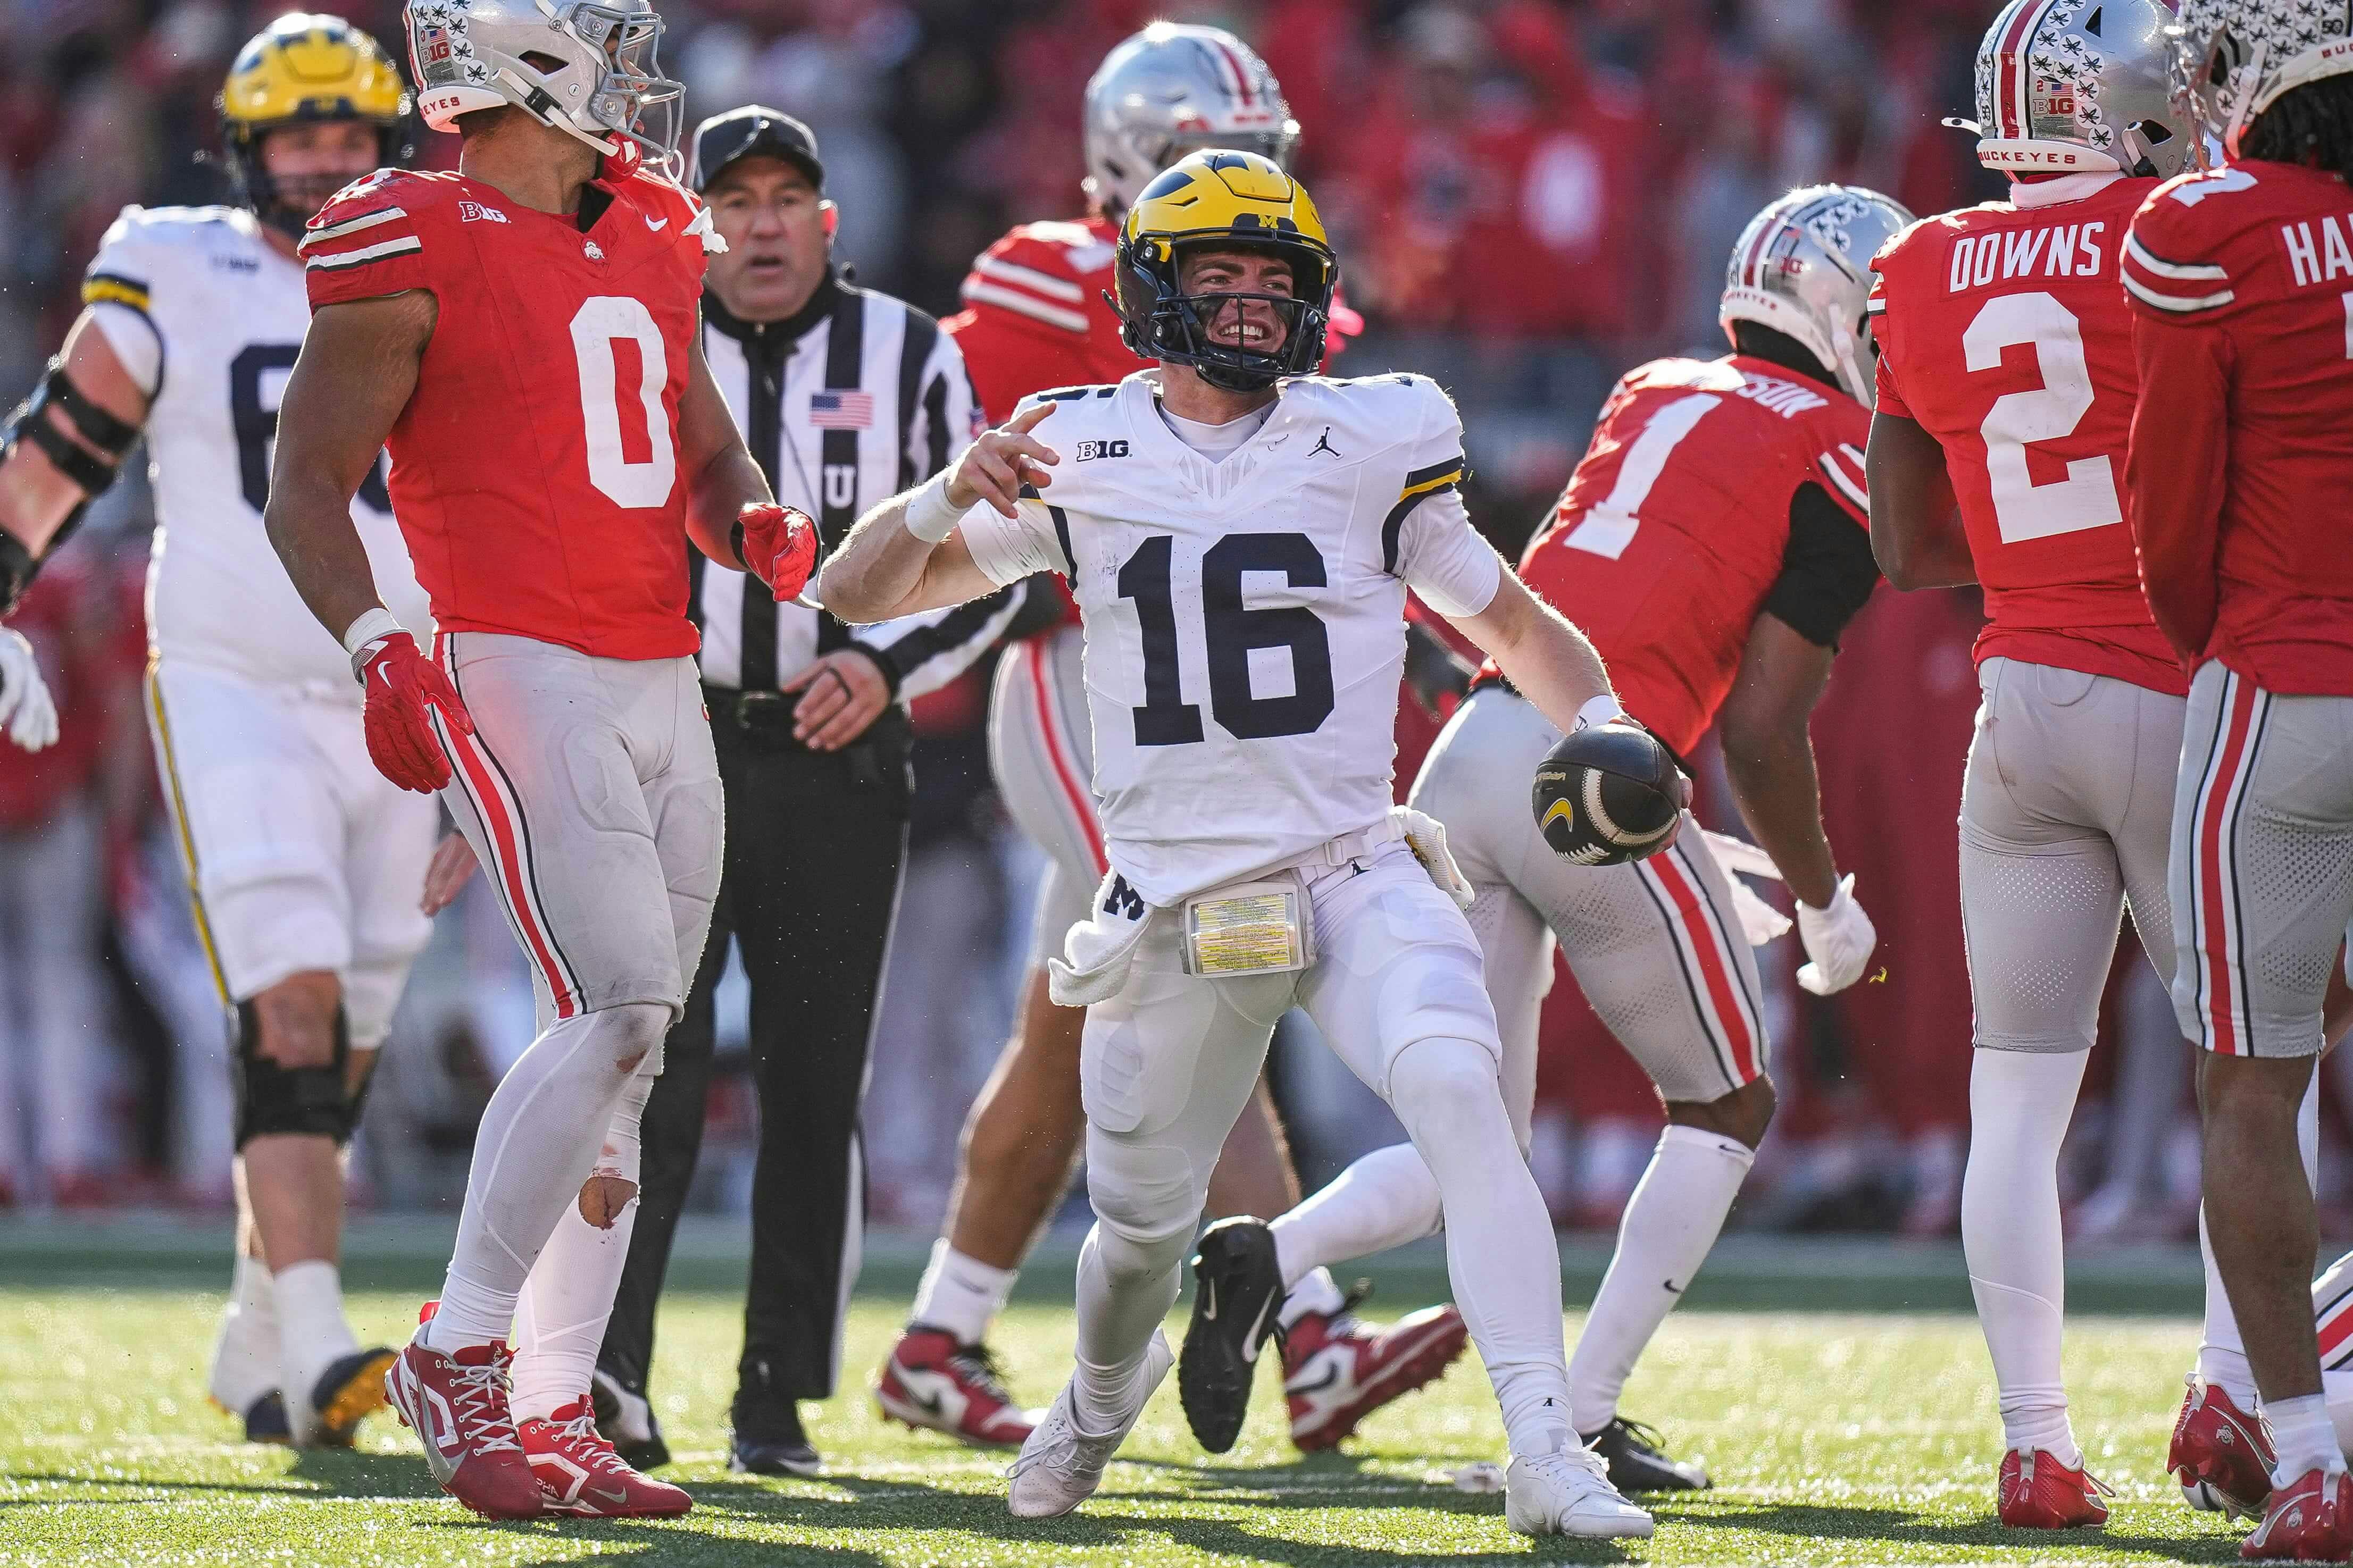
left=1309, top=426, right=1340, bottom=459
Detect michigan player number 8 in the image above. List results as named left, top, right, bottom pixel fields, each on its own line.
left=1115, top=529, right=1336, bottom=745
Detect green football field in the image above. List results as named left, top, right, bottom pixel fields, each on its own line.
left=0, top=1220, right=2259, bottom=1565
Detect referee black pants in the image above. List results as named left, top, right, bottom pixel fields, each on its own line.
left=599, top=692, right=910, bottom=1432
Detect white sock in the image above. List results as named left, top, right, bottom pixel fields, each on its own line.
left=1279, top=1268, right=1347, bottom=1331
left=910, top=1240, right=1016, bottom=1346
left=1270, top=1142, right=1443, bottom=1288
left=1959, top=1049, right=2088, bottom=1469
left=511, top=1063, right=656, bottom=1423
left=2326, top=1368, right=2353, bottom=1462
left=425, top=1004, right=668, bottom=1353
left=275, top=1259, right=360, bottom=1412
left=1071, top=1221, right=1183, bottom=1436
left=2199, top=1074, right=2322, bottom=1406
left=1387, top=1038, right=1570, bottom=1460
left=208, top=1252, right=278, bottom=1413
left=2268, top=1392, right=2346, bottom=1483
left=1566, top=1123, right=1754, bottom=1436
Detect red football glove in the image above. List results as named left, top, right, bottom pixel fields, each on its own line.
left=356, top=631, right=472, bottom=794
left=737, top=503, right=817, bottom=601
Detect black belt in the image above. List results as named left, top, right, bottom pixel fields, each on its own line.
left=703, top=684, right=911, bottom=754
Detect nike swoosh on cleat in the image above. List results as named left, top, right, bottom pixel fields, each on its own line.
left=1238, top=1291, right=1278, bottom=1364
left=591, top=1486, right=632, bottom=1506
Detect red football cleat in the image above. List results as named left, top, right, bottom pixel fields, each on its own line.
left=1997, top=1447, right=2112, bottom=1528
left=1281, top=1298, right=1470, bottom=1452
left=2241, top=1468, right=2353, bottom=1562
left=874, top=1327, right=1038, bottom=1447
left=519, top=1396, right=691, bottom=1517
left=384, top=1332, right=542, bottom=1520
left=2173, top=1375, right=2277, bottom=1519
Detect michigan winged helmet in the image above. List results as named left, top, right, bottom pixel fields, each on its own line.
left=1719, top=185, right=1914, bottom=405
left=219, top=14, right=412, bottom=238
left=1113, top=149, right=1336, bottom=392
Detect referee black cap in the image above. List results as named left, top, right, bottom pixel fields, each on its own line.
left=690, top=106, right=823, bottom=194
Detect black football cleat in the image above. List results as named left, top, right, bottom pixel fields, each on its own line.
left=1179, top=1217, right=1286, bottom=1454
left=240, top=1390, right=293, bottom=1446
left=591, top=1366, right=672, bottom=1471
left=1582, top=1415, right=1712, bottom=1492
left=729, top=1404, right=821, bottom=1477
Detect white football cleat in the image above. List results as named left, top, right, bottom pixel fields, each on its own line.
left=1007, top=1331, right=1174, bottom=1520
left=1505, top=1431, right=1657, bottom=1539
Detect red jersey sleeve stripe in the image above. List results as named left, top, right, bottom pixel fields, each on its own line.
left=2121, top=265, right=2234, bottom=313
left=2123, top=233, right=2229, bottom=282
left=298, top=206, right=409, bottom=250
left=958, top=277, right=1089, bottom=333
left=1818, top=444, right=1870, bottom=513
left=972, top=255, right=1085, bottom=301
left=304, top=234, right=423, bottom=272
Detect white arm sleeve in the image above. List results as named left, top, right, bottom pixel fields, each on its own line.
left=960, top=496, right=1070, bottom=588
left=1396, top=486, right=1503, bottom=617
left=1388, top=379, right=1499, bottom=617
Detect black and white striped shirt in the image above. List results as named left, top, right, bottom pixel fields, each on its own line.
left=693, top=273, right=1021, bottom=697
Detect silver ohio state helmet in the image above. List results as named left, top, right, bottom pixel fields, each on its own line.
left=2169, top=0, right=2353, bottom=158
left=1958, top=0, right=2192, bottom=178
left=1720, top=185, right=1914, bottom=406
left=405, top=0, right=683, bottom=177
left=1082, top=23, right=1299, bottom=220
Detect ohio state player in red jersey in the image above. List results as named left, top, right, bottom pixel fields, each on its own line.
left=2122, top=5, right=2353, bottom=1555
left=876, top=21, right=1454, bottom=1460
left=262, top=0, right=811, bottom=1522
left=1229, top=185, right=1900, bottom=1495
left=1864, top=0, right=2201, bottom=1530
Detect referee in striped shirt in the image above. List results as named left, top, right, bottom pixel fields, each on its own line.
left=594, top=108, right=1029, bottom=1477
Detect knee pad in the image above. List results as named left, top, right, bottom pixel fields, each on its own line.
left=1387, top=1037, right=1506, bottom=1144
left=591, top=1001, right=671, bottom=1075
left=1085, top=1137, right=1200, bottom=1255
left=233, top=999, right=356, bottom=1148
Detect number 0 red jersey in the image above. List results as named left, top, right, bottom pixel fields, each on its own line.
left=1868, top=174, right=2183, bottom=695
left=2123, top=160, right=2353, bottom=696
left=1508, top=354, right=1872, bottom=757
left=302, top=162, right=711, bottom=660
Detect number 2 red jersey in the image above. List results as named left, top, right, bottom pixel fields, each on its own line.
left=1508, top=354, right=1872, bottom=758
left=2122, top=161, right=2353, bottom=697
left=1868, top=174, right=2184, bottom=695
left=302, top=163, right=710, bottom=660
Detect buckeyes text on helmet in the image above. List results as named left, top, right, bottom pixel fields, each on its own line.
left=2167, top=0, right=2353, bottom=160
left=1113, top=149, right=1336, bottom=393
left=403, top=0, right=686, bottom=179
left=219, top=13, right=412, bottom=239
left=1718, top=185, right=1914, bottom=406
left=1962, top=0, right=2195, bottom=180
left=1083, top=22, right=1300, bottom=221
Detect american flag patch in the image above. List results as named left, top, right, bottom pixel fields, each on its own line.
left=810, top=390, right=874, bottom=429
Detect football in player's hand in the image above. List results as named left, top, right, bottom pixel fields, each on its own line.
left=1531, top=724, right=1683, bottom=866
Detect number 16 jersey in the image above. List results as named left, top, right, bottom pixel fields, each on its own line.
left=1868, top=172, right=2183, bottom=694
left=958, top=372, right=1501, bottom=909
left=303, top=162, right=713, bottom=661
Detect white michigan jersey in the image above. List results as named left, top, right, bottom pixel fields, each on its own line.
left=84, top=205, right=428, bottom=689
left=961, top=371, right=1500, bottom=908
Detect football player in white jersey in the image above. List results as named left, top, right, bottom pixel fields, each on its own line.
left=0, top=15, right=434, bottom=1448
left=819, top=149, right=1661, bottom=1540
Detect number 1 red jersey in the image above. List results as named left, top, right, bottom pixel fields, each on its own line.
left=2122, top=160, right=2353, bottom=697
left=1868, top=174, right=2184, bottom=695
left=1508, top=354, right=1871, bottom=758
left=302, top=163, right=711, bottom=660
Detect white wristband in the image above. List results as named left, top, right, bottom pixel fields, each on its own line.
left=341, top=606, right=404, bottom=658
left=903, top=471, right=962, bottom=544
left=1574, top=693, right=1630, bottom=732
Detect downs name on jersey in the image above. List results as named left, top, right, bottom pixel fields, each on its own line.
left=959, top=371, right=1499, bottom=909
left=86, top=205, right=427, bottom=686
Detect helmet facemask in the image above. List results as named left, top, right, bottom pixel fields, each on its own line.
left=1117, top=236, right=1331, bottom=392
left=406, top=0, right=685, bottom=179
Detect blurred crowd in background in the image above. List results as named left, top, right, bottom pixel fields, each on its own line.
left=7, top=0, right=2352, bottom=1244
